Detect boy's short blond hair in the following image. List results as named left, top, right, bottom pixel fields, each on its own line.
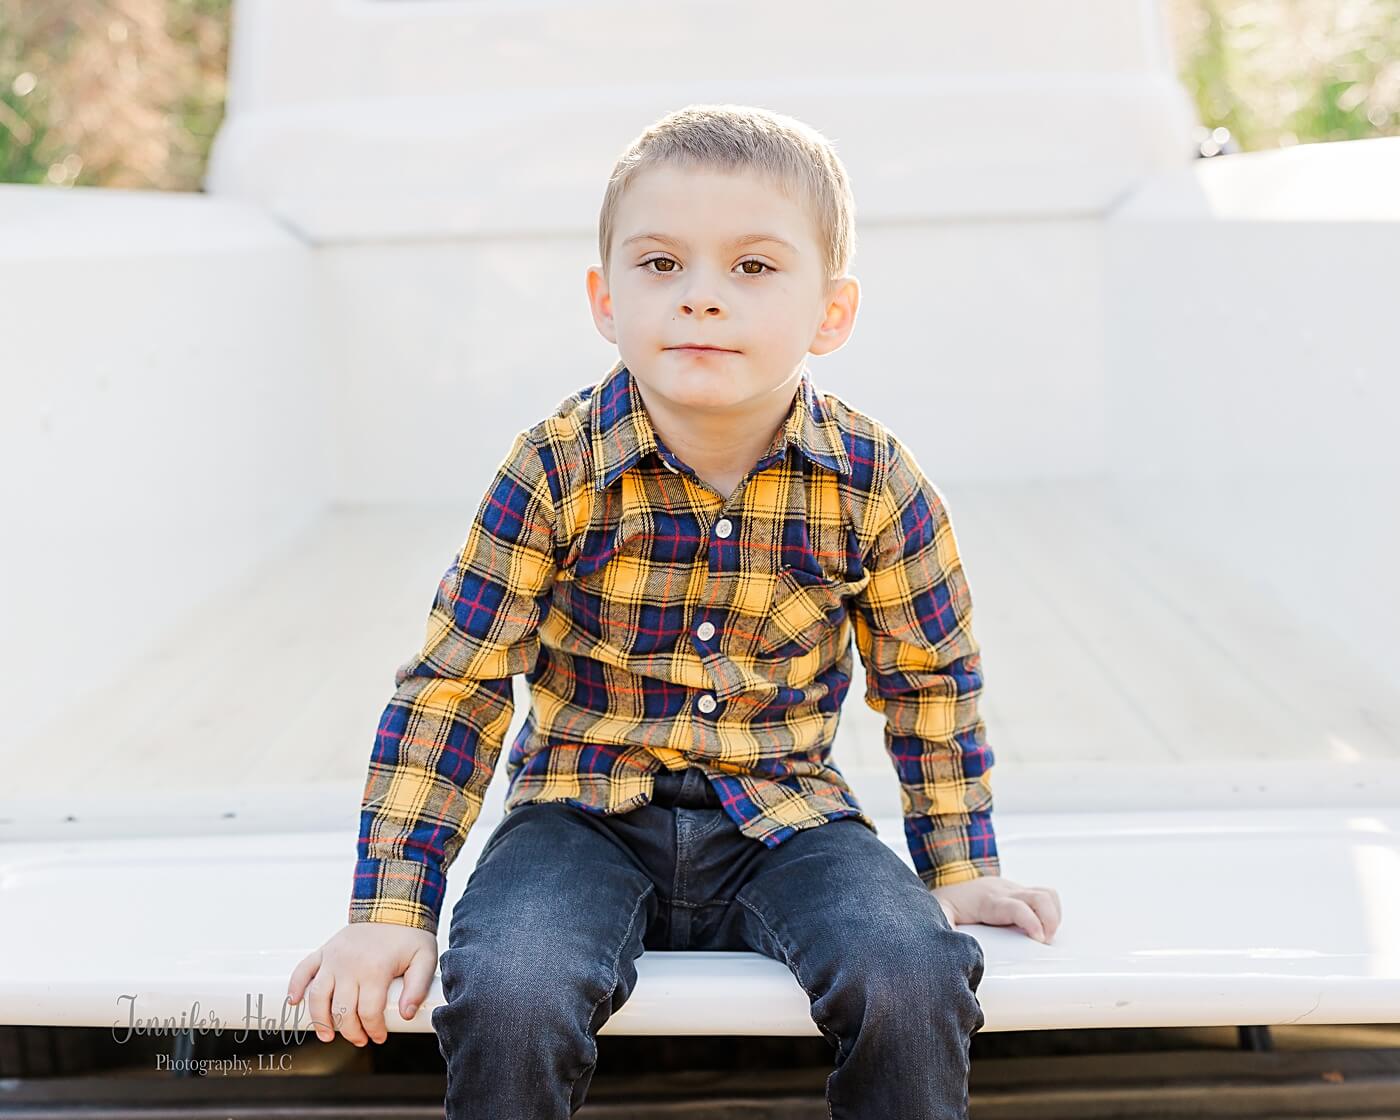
left=598, top=103, right=857, bottom=290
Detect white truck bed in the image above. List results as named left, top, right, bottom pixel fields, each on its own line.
left=3, top=804, right=1398, bottom=1036
left=7, top=487, right=1399, bottom=816
left=4, top=494, right=1398, bottom=1034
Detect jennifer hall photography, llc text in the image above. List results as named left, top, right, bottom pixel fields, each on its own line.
left=113, top=992, right=327, bottom=1074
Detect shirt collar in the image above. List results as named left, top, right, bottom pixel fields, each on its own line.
left=589, top=358, right=852, bottom=492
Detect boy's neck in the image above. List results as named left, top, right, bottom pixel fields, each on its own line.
left=632, top=369, right=802, bottom=502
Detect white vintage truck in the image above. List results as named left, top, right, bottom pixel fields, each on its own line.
left=3, top=0, right=1398, bottom=1113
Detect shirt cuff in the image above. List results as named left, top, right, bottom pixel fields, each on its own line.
left=348, top=856, right=446, bottom=936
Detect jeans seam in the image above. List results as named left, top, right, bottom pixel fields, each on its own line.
left=673, top=810, right=692, bottom=903
left=736, top=895, right=840, bottom=1120
left=564, top=882, right=653, bottom=1112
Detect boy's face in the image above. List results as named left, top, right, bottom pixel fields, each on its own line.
left=586, top=163, right=859, bottom=417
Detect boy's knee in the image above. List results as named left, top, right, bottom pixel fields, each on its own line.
left=434, top=940, right=611, bottom=1033
left=441, top=942, right=549, bottom=1003
left=839, top=922, right=985, bottom=1015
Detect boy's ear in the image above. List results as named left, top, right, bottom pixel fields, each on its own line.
left=810, top=275, right=860, bottom=357
left=585, top=265, right=619, bottom=345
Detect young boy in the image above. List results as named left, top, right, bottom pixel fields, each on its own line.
left=288, top=103, right=1060, bottom=1118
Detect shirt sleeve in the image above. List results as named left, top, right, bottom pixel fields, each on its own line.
left=349, top=430, right=559, bottom=934
left=850, top=431, right=1000, bottom=890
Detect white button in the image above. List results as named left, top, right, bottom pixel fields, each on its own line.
left=714, top=518, right=733, bottom=538
left=696, top=621, right=715, bottom=641
left=697, top=694, right=718, bottom=714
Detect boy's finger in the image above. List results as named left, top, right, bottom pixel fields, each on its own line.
left=333, top=979, right=369, bottom=1047
left=286, top=949, right=322, bottom=1004
left=400, top=947, right=438, bottom=1019
left=1004, top=897, right=1046, bottom=943
left=306, top=975, right=335, bottom=1043
left=1024, top=892, right=1057, bottom=941
left=358, top=981, right=391, bottom=1045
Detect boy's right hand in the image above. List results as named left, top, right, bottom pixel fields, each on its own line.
left=286, top=922, right=439, bottom=1046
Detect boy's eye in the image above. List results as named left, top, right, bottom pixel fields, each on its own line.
left=639, top=256, right=772, bottom=275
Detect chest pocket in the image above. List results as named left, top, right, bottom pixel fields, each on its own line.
left=751, top=564, right=852, bottom=660
left=551, top=516, right=627, bottom=649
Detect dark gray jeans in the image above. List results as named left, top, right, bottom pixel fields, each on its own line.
left=431, top=765, right=987, bottom=1118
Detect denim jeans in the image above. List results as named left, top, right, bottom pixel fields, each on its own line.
left=431, top=765, right=987, bottom=1118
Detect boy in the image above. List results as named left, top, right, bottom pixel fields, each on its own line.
left=288, top=103, right=1060, bottom=1118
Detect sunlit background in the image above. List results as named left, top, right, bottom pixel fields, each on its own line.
left=2, top=0, right=1398, bottom=189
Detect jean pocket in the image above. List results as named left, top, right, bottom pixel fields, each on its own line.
left=752, top=565, right=849, bottom=659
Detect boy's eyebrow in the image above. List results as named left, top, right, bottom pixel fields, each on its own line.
left=620, top=231, right=800, bottom=254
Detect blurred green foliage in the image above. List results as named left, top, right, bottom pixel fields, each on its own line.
left=0, top=0, right=231, bottom=189
left=1164, top=0, right=1400, bottom=151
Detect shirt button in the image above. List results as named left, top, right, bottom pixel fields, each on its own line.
left=696, top=621, right=716, bottom=641
left=697, top=694, right=718, bottom=714
left=714, top=518, right=733, bottom=539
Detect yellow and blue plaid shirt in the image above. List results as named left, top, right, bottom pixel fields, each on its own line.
left=352, top=358, right=999, bottom=933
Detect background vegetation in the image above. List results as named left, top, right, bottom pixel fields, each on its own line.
left=2, top=0, right=1398, bottom=190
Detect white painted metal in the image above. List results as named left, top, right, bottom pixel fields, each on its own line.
left=3, top=804, right=1397, bottom=1034
left=0, top=185, right=331, bottom=750
left=1105, top=137, right=1400, bottom=687
left=210, top=0, right=1194, bottom=235
left=5, top=498, right=1396, bottom=812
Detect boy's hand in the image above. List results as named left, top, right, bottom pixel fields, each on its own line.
left=932, top=877, right=1061, bottom=944
left=286, top=923, right=439, bottom=1046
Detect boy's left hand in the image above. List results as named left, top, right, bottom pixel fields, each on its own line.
left=931, top=877, right=1061, bottom=944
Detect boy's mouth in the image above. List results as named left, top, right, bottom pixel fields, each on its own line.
left=666, top=345, right=740, bottom=354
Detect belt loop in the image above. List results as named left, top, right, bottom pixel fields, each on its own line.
left=652, top=767, right=685, bottom=807
left=679, top=767, right=703, bottom=804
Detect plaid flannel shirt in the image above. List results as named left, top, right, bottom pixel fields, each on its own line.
left=351, top=358, right=999, bottom=933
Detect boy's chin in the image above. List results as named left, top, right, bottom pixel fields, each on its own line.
left=661, top=380, right=751, bottom=413
left=637, top=363, right=743, bottom=404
